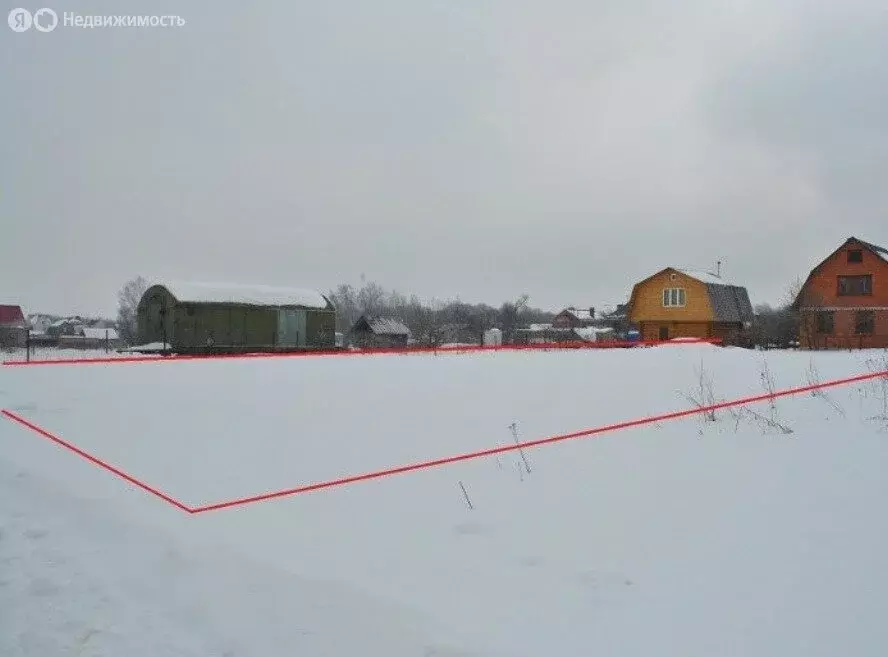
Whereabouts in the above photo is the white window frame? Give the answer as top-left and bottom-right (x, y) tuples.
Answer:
(662, 287), (686, 308)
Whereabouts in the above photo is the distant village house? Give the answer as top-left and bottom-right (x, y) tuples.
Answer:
(792, 236), (888, 349)
(551, 307), (597, 329)
(0, 305), (27, 349)
(348, 315), (411, 348)
(627, 267), (753, 342)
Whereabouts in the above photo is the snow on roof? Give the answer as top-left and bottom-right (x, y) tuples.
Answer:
(676, 269), (737, 286)
(858, 238), (888, 262)
(160, 281), (331, 309)
(119, 342), (170, 353)
(363, 316), (411, 336)
(49, 318), (83, 327)
(572, 326), (614, 341)
(562, 308), (593, 320)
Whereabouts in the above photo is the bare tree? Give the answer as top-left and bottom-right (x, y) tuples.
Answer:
(326, 279), (553, 346)
(499, 294), (530, 343)
(357, 281), (387, 315)
(784, 277), (826, 349)
(116, 276), (149, 345)
(328, 284), (359, 333)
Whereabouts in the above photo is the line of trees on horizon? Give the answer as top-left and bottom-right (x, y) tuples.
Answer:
(325, 281), (557, 344)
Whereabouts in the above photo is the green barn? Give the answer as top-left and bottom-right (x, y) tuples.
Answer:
(136, 281), (337, 354)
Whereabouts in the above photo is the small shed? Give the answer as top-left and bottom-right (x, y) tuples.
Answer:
(58, 327), (123, 350)
(348, 315), (411, 348)
(552, 307), (597, 329)
(483, 328), (503, 346)
(46, 318), (84, 337)
(0, 305), (27, 349)
(137, 281), (337, 353)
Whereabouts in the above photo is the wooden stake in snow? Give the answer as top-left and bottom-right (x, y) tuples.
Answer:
(508, 422), (532, 474)
(458, 481), (474, 510)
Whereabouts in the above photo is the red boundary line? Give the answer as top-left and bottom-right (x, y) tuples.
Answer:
(0, 409), (193, 513)
(2, 337), (720, 366)
(3, 367), (886, 514)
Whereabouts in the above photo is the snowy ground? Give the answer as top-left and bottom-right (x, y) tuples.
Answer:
(2, 345), (888, 656)
(2, 347), (159, 362)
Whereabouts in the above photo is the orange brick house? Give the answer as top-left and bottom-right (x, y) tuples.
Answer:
(792, 236), (888, 349)
(627, 268), (753, 341)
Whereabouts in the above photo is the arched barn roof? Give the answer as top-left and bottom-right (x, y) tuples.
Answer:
(147, 281), (333, 310)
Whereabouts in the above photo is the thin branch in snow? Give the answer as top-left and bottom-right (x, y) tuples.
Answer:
(458, 481), (474, 510)
(508, 422), (531, 474)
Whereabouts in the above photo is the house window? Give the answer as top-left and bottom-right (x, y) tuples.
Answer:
(848, 249), (863, 263)
(837, 275), (872, 296)
(662, 288), (686, 307)
(855, 310), (875, 335)
(816, 311), (834, 334)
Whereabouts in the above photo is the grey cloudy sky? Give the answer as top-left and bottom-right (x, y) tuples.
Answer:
(2, 0), (887, 317)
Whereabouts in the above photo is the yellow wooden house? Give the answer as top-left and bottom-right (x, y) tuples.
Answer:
(627, 268), (754, 341)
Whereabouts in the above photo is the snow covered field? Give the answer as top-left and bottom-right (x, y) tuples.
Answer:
(2, 344), (888, 656)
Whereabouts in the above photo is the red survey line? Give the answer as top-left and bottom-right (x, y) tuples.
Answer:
(1, 337), (720, 366)
(6, 364), (882, 515)
(189, 367), (888, 513)
(0, 409), (193, 513)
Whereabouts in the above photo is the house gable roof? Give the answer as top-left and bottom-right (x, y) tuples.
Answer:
(351, 315), (411, 336)
(556, 307), (596, 322)
(628, 267), (753, 323)
(854, 237), (888, 262)
(0, 305), (26, 328)
(792, 236), (888, 308)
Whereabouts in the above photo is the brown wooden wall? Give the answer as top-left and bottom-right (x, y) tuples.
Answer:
(638, 321), (711, 341)
(629, 269), (714, 324)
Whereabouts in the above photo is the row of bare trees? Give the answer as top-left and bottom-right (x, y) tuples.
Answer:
(327, 281), (553, 344)
(748, 277), (819, 349)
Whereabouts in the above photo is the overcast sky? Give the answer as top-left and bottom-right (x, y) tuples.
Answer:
(2, 0), (887, 317)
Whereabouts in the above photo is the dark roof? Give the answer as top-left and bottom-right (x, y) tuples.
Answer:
(705, 284), (754, 323)
(351, 315), (411, 336)
(854, 237), (888, 261)
(0, 305), (26, 328)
